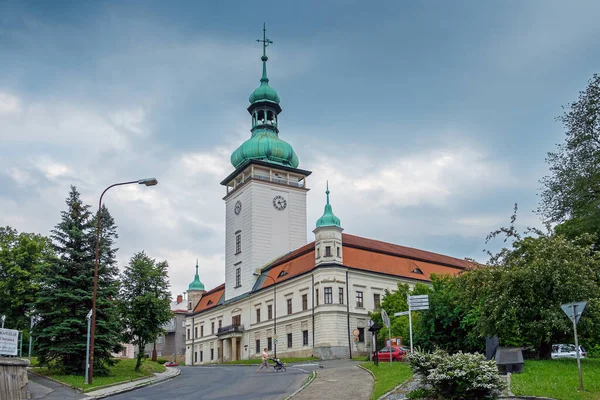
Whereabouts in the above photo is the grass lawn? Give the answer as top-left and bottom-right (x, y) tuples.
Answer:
(35, 358), (166, 392)
(360, 361), (413, 400)
(511, 358), (600, 400)
(221, 356), (319, 365)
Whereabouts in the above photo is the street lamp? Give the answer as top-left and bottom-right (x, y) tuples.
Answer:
(254, 272), (277, 358)
(87, 178), (158, 384)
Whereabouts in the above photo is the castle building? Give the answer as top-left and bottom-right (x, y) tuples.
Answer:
(184, 26), (469, 364)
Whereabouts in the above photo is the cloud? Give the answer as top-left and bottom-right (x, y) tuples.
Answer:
(0, 92), (21, 114)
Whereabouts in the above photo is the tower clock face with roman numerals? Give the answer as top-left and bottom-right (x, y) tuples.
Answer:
(272, 195), (287, 211)
(234, 200), (242, 215)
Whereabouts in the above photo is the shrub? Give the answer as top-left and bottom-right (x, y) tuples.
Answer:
(156, 358), (168, 365)
(408, 350), (506, 400)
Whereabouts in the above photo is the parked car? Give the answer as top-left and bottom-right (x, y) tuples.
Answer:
(164, 362), (179, 367)
(551, 344), (587, 359)
(371, 346), (406, 362)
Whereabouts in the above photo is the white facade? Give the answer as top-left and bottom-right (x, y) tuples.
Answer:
(185, 265), (415, 364)
(223, 164), (309, 301)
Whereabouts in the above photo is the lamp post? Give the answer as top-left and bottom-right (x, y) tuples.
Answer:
(254, 272), (277, 358)
(87, 178), (158, 385)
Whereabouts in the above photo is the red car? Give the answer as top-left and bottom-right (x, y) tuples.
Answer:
(371, 346), (406, 362)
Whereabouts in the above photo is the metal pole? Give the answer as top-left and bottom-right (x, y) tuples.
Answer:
(388, 323), (392, 367)
(572, 305), (584, 391)
(28, 315), (33, 361)
(273, 283), (277, 359)
(19, 331), (23, 357)
(86, 310), (92, 385)
(1, 315), (5, 329)
(408, 295), (413, 353)
(88, 179), (148, 384)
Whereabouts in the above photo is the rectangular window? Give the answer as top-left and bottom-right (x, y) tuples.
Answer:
(210, 349), (214, 360)
(339, 287), (344, 304)
(325, 246), (332, 256)
(194, 352), (198, 363)
(287, 298), (293, 315)
(232, 315), (241, 326)
(256, 339), (261, 354)
(316, 289), (319, 306)
(268, 304), (273, 320)
(194, 327), (198, 338)
(267, 337), (272, 351)
(374, 294), (381, 310)
(324, 287), (333, 304)
(211, 322), (215, 334)
(356, 291), (363, 308)
(200, 351), (203, 362)
(287, 333), (293, 348)
(187, 329), (190, 340)
(218, 320), (222, 329)
(235, 268), (241, 287)
(302, 294), (308, 310)
(201, 326), (204, 337)
(303, 330), (309, 346)
(235, 234), (241, 254)
(358, 328), (365, 343)
(256, 308), (261, 323)
(337, 246), (340, 257)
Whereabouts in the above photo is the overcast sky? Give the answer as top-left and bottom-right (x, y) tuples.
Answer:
(1, 0), (599, 299)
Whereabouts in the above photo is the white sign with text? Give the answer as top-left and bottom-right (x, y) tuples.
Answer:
(0, 328), (19, 356)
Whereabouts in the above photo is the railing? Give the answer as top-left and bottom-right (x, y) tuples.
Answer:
(227, 174), (305, 194)
(216, 324), (245, 335)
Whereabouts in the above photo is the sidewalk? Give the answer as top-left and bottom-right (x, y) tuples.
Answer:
(290, 360), (373, 400)
(84, 366), (180, 399)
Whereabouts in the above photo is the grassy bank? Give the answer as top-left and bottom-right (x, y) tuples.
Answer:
(511, 358), (600, 400)
(360, 361), (413, 400)
(35, 358), (165, 391)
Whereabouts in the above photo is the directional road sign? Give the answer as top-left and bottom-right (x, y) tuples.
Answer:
(381, 309), (390, 328)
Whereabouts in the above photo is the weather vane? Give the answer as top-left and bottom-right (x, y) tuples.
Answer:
(256, 23), (273, 58)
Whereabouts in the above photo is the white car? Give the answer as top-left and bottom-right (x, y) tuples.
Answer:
(551, 344), (587, 359)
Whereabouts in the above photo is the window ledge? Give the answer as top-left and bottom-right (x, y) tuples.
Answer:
(234, 285), (242, 289)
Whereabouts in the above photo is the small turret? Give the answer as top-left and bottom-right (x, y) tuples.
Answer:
(313, 182), (343, 266)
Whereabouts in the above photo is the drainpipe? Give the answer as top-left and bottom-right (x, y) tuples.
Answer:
(346, 269), (352, 359)
(191, 316), (195, 365)
(312, 274), (315, 350)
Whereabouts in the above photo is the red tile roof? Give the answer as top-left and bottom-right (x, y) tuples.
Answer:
(193, 233), (473, 312)
(193, 283), (224, 313)
(259, 233), (472, 289)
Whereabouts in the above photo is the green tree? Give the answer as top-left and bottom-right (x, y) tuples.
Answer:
(120, 251), (172, 371)
(478, 233), (600, 358)
(417, 274), (484, 354)
(0, 226), (54, 351)
(539, 74), (600, 245)
(34, 186), (121, 375)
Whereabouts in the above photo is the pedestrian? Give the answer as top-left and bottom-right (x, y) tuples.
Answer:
(256, 348), (270, 373)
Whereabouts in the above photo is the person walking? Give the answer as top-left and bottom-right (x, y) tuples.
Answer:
(256, 348), (270, 373)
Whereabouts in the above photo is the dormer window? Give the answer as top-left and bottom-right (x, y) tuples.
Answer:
(278, 270), (288, 277)
(207, 300), (213, 305)
(412, 268), (424, 275)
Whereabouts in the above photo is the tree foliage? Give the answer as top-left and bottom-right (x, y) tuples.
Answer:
(0, 227), (54, 342)
(539, 74), (600, 244)
(34, 186), (122, 375)
(120, 251), (172, 371)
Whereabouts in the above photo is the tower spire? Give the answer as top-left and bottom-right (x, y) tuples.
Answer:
(256, 22), (273, 83)
(316, 182), (342, 228)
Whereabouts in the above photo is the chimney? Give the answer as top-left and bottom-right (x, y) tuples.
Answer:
(177, 294), (183, 304)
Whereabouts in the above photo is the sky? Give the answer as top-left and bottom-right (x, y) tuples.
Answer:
(1, 0), (599, 299)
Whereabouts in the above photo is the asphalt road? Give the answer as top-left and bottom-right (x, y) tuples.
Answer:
(29, 372), (84, 400)
(110, 364), (314, 400)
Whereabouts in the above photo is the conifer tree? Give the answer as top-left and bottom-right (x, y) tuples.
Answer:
(34, 186), (121, 375)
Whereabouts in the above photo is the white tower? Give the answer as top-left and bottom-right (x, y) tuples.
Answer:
(313, 183), (343, 266)
(221, 25), (311, 301)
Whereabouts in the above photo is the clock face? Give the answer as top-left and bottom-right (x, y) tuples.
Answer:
(234, 200), (242, 215)
(272, 195), (287, 211)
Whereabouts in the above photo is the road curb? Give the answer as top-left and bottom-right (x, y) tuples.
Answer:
(85, 367), (181, 399)
(283, 370), (317, 400)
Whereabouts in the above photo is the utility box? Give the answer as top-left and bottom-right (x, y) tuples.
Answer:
(495, 347), (524, 374)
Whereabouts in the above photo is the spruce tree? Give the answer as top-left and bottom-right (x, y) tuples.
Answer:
(34, 187), (122, 375)
(35, 186), (94, 374)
